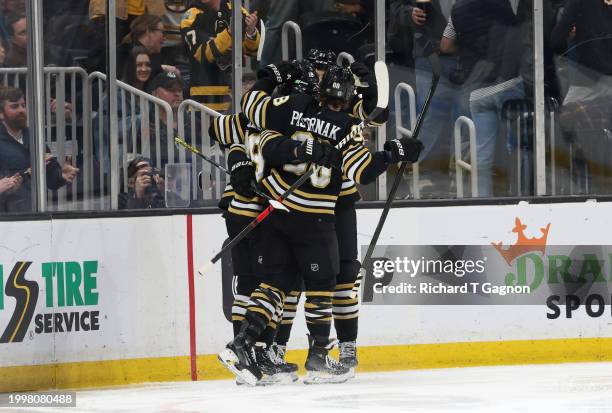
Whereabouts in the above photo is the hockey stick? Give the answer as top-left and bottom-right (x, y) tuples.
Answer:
(174, 137), (288, 211)
(351, 53), (441, 299)
(199, 61), (390, 275)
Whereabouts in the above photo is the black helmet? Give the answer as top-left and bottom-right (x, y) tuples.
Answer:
(306, 49), (337, 71)
(278, 60), (320, 97)
(319, 65), (355, 103)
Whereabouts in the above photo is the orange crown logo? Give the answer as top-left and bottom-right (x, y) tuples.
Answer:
(492, 218), (551, 265)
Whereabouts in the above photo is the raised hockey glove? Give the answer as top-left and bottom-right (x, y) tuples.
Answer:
(384, 137), (425, 163)
(350, 62), (376, 88)
(230, 160), (257, 198)
(258, 61), (301, 86)
(295, 137), (342, 169)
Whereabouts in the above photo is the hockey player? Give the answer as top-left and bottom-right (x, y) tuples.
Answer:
(274, 58), (391, 377)
(207, 61), (320, 385)
(219, 63), (423, 385)
(306, 48), (337, 82)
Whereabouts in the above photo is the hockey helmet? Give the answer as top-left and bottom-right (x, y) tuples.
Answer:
(306, 48), (337, 71)
(319, 64), (355, 103)
(278, 60), (320, 97)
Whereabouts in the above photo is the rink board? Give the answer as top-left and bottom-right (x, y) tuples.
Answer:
(1, 201), (612, 391)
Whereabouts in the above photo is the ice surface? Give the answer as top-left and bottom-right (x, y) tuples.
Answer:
(6, 362), (612, 413)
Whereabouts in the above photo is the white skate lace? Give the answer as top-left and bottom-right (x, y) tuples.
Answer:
(275, 344), (287, 360)
(267, 345), (282, 365)
(321, 339), (345, 370)
(325, 355), (345, 370)
(339, 342), (356, 358)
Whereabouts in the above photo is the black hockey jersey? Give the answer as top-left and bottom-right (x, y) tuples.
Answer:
(242, 91), (389, 220)
(209, 112), (266, 218)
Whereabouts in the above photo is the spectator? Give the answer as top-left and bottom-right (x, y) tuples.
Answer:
(160, 0), (191, 80)
(4, 12), (26, 67)
(2, 0), (24, 14)
(124, 71), (190, 169)
(181, 0), (260, 111)
(92, 47), (154, 178)
(387, 0), (415, 74)
(0, 172), (22, 205)
(551, 0), (612, 106)
(259, 0), (334, 67)
(89, 0), (165, 44)
(443, 0), (525, 197)
(121, 46), (153, 90)
(0, 35), (7, 66)
(118, 14), (179, 81)
(395, 0), (467, 197)
(118, 155), (165, 209)
(0, 87), (79, 213)
(550, 0), (612, 194)
(0, 0), (24, 47)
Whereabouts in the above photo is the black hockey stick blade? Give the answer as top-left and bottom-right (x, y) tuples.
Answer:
(351, 54), (440, 299)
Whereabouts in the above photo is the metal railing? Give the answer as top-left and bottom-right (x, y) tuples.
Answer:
(393, 82), (418, 198)
(177, 99), (226, 203)
(281, 20), (302, 61)
(0, 66), (89, 210)
(87, 72), (174, 209)
(502, 97), (572, 197)
(502, 99), (534, 197)
(454, 116), (478, 198)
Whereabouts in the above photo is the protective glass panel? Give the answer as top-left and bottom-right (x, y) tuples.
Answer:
(546, 0), (612, 196)
(164, 162), (191, 207)
(386, 0), (536, 199)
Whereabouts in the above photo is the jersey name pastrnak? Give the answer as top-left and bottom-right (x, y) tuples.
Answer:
(289, 111), (342, 140)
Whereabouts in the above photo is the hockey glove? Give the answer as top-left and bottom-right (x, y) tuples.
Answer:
(230, 160), (257, 198)
(295, 137), (342, 169)
(258, 61), (301, 86)
(350, 61), (372, 87)
(384, 137), (425, 163)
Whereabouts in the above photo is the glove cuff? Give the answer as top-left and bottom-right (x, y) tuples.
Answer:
(383, 150), (394, 164)
(257, 64), (283, 84)
(230, 160), (254, 173)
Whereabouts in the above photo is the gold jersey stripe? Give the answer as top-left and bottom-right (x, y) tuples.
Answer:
(271, 170), (338, 201)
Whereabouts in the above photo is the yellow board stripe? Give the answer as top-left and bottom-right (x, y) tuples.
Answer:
(4, 338), (612, 391)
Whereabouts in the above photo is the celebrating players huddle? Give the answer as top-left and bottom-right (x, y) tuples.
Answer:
(207, 49), (424, 386)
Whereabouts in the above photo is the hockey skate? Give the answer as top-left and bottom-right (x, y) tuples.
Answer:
(303, 335), (352, 384)
(270, 343), (299, 383)
(254, 343), (284, 385)
(218, 331), (262, 386)
(233, 343), (281, 386)
(339, 341), (358, 378)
